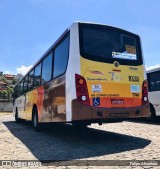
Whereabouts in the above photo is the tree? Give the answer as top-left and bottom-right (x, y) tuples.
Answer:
(1, 76), (7, 83)
(2, 90), (7, 99)
(0, 73), (14, 100)
(12, 78), (18, 84)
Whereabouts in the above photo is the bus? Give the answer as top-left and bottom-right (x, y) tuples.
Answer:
(13, 22), (150, 130)
(147, 67), (160, 118)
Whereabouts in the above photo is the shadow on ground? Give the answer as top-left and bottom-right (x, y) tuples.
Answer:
(3, 121), (151, 161)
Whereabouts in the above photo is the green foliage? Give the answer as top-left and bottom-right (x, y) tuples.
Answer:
(13, 78), (18, 84)
(0, 76), (7, 83)
(0, 74), (14, 100)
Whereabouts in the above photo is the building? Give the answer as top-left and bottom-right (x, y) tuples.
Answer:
(4, 74), (14, 85)
(0, 81), (7, 90)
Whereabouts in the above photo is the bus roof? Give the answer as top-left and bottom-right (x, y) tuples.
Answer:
(75, 21), (139, 36)
(146, 67), (160, 73)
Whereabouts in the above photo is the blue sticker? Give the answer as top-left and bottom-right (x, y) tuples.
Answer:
(92, 98), (100, 106)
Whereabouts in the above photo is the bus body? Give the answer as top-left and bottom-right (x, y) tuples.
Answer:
(13, 22), (150, 128)
(147, 67), (160, 117)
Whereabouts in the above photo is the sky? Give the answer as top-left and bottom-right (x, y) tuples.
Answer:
(0, 0), (160, 75)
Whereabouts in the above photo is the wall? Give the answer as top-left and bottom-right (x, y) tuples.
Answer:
(0, 101), (13, 112)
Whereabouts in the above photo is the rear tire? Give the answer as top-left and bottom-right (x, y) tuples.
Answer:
(15, 109), (21, 123)
(32, 109), (41, 131)
(150, 103), (156, 120)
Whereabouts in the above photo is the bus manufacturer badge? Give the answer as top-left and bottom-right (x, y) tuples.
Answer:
(92, 98), (100, 106)
(92, 85), (102, 92)
(130, 85), (140, 93)
(114, 61), (119, 67)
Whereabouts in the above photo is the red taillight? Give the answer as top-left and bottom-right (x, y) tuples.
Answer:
(77, 86), (86, 93)
(142, 80), (148, 105)
(75, 74), (90, 106)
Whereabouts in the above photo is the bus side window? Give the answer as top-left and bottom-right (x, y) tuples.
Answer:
(19, 80), (24, 96)
(157, 81), (160, 90)
(156, 71), (160, 91)
(148, 71), (160, 92)
(28, 70), (34, 90)
(53, 34), (69, 78)
(41, 53), (52, 84)
(24, 75), (28, 93)
(13, 85), (18, 99)
(34, 63), (42, 87)
(17, 84), (20, 97)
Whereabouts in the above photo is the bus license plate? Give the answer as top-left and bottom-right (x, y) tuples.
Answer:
(111, 99), (124, 105)
(109, 113), (129, 118)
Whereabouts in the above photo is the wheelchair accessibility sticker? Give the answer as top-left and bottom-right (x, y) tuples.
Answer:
(92, 98), (100, 106)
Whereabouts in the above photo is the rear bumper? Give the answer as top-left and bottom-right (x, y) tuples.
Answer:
(72, 99), (150, 121)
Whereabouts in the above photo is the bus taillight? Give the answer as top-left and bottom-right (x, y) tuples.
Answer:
(75, 74), (90, 106)
(142, 80), (148, 105)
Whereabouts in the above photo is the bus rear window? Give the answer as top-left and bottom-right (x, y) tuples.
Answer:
(79, 23), (143, 66)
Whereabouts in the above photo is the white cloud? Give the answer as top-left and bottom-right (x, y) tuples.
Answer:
(16, 65), (33, 75)
(145, 64), (160, 71)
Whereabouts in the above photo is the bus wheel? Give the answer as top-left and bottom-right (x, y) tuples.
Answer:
(15, 109), (21, 123)
(32, 110), (40, 131)
(150, 103), (156, 120)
